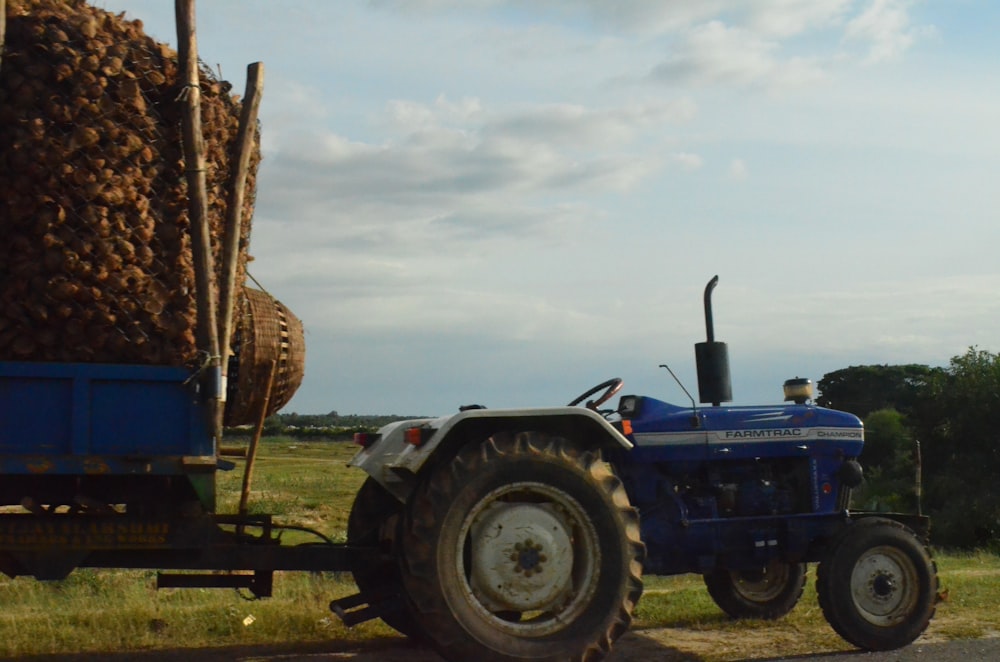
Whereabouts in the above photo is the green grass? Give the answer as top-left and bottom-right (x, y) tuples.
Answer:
(0, 569), (398, 657)
(216, 437), (366, 541)
(0, 437), (997, 659)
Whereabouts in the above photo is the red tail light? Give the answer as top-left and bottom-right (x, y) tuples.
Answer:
(405, 427), (433, 447)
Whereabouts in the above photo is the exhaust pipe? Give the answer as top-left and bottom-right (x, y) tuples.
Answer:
(695, 276), (732, 406)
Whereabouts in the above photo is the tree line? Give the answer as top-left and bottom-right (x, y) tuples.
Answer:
(817, 348), (1000, 549)
(250, 411), (425, 440)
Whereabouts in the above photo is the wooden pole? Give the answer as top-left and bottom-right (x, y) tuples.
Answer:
(175, 0), (222, 438)
(1, 0), (7, 74)
(239, 360), (276, 517)
(218, 62), (264, 417)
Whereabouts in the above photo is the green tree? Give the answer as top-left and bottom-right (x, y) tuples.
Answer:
(817, 364), (939, 418)
(912, 348), (1000, 548)
(852, 408), (917, 512)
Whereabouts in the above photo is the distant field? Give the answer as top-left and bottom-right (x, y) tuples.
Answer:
(0, 437), (996, 660)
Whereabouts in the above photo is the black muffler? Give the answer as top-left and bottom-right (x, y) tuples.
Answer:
(695, 275), (732, 406)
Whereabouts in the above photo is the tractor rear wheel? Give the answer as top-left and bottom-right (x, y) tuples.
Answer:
(704, 560), (806, 620)
(816, 517), (937, 650)
(399, 431), (644, 662)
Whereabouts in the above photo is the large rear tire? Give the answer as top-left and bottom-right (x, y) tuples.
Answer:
(399, 431), (644, 662)
(704, 560), (806, 620)
(816, 517), (937, 651)
(347, 477), (421, 637)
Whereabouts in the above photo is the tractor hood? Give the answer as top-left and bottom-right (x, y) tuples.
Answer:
(619, 395), (864, 462)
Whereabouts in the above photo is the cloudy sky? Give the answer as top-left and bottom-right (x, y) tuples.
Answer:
(104, 1), (999, 416)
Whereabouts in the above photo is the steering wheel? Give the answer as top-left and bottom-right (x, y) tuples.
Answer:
(568, 378), (624, 411)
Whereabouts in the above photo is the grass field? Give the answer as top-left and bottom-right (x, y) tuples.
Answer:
(0, 437), (997, 660)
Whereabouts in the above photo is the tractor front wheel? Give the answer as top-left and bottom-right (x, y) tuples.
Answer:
(817, 517), (937, 650)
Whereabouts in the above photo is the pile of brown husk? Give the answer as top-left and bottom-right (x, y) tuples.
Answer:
(0, 0), (259, 366)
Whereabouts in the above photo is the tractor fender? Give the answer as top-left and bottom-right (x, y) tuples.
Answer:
(350, 407), (632, 502)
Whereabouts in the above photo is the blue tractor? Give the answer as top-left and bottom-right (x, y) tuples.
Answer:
(344, 277), (938, 662)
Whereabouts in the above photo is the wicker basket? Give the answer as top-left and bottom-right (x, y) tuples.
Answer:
(224, 288), (305, 426)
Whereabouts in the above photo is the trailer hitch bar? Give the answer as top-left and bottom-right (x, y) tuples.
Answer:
(157, 570), (274, 598)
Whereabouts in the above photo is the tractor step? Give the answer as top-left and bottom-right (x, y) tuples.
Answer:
(330, 588), (405, 627)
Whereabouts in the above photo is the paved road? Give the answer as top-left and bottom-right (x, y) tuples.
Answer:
(766, 638), (1000, 662)
(7, 635), (1000, 662)
(618, 633), (1000, 662)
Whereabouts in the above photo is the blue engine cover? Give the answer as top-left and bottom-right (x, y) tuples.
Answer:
(623, 397), (863, 463)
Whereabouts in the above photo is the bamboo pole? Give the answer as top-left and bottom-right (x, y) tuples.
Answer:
(218, 62), (265, 418)
(1, 0), (7, 74)
(175, 0), (222, 438)
(239, 360), (276, 517)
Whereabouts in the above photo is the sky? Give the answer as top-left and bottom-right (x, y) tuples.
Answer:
(100, 1), (1000, 416)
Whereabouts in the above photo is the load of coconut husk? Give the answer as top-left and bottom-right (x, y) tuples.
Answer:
(0, 0), (259, 366)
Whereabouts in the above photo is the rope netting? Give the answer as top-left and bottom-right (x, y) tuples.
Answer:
(0, 0), (259, 366)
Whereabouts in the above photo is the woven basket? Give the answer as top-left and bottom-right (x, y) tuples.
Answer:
(224, 288), (305, 426)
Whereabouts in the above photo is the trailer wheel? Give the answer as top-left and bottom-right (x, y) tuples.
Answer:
(400, 431), (644, 662)
(704, 560), (806, 620)
(817, 517), (937, 651)
(347, 477), (420, 637)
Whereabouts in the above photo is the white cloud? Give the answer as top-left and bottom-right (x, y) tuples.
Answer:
(728, 158), (749, 180)
(542, 1), (733, 36)
(845, 0), (924, 63)
(671, 152), (704, 171)
(387, 95), (485, 130)
(259, 94), (684, 245)
(730, 275), (1000, 364)
(369, 0), (731, 35)
(650, 20), (828, 89)
(368, 0), (928, 91)
(488, 99), (697, 147)
(745, 0), (853, 37)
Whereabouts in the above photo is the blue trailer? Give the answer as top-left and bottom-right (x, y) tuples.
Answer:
(0, 360), (352, 592)
(0, 361), (214, 504)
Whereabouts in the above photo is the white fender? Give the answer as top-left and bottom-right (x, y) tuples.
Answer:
(350, 407), (632, 501)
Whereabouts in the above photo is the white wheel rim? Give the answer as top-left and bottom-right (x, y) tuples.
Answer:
(456, 481), (601, 637)
(731, 561), (791, 602)
(850, 545), (919, 626)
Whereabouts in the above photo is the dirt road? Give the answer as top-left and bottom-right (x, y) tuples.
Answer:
(8, 633), (1000, 662)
